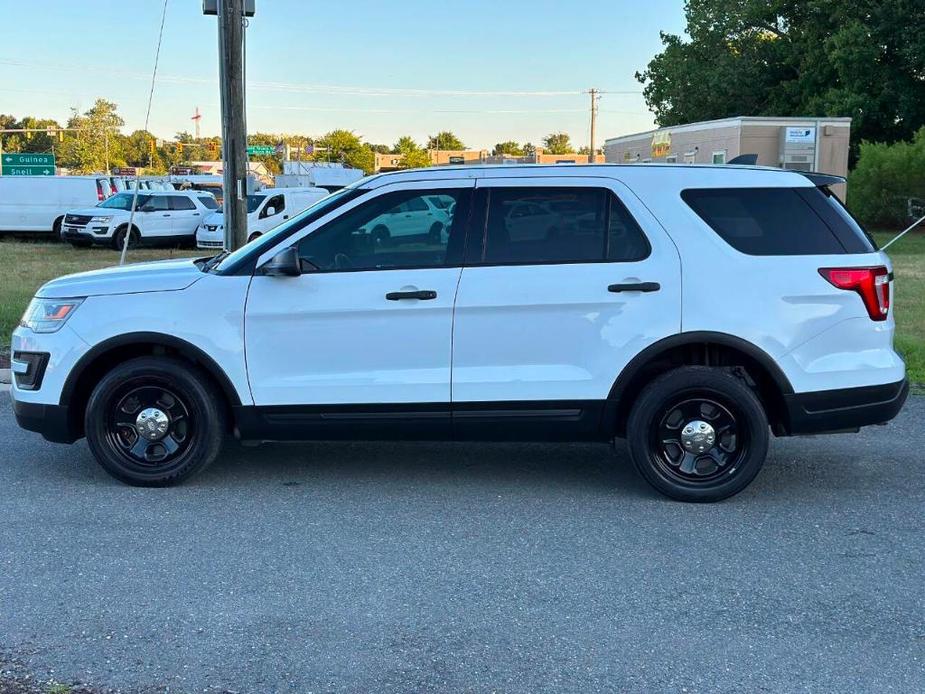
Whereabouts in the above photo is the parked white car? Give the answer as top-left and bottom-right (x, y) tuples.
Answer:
(60, 190), (219, 248)
(11, 164), (908, 501)
(196, 186), (329, 249)
(0, 175), (114, 235)
(362, 193), (452, 246)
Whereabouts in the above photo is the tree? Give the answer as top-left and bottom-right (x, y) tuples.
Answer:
(522, 142), (536, 156)
(123, 129), (164, 172)
(427, 131), (465, 151)
(542, 132), (574, 155)
(393, 135), (420, 155)
(392, 136), (432, 169)
(313, 129), (375, 174)
(493, 141), (524, 156)
(847, 128), (925, 228)
(59, 99), (125, 173)
(636, 0), (925, 161)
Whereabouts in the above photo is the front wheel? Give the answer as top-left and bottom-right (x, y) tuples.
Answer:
(111, 225), (140, 251)
(626, 366), (769, 502)
(84, 356), (227, 486)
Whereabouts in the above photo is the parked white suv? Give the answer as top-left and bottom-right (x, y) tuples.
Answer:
(61, 191), (219, 248)
(11, 165), (908, 501)
(196, 186), (329, 250)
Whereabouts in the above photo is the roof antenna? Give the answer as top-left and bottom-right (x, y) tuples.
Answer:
(881, 214), (925, 251)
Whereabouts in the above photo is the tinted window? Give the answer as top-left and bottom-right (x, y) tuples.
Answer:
(98, 193), (151, 210)
(260, 195), (285, 218)
(481, 188), (648, 264)
(198, 196), (219, 210)
(297, 189), (468, 271)
(140, 196), (169, 212)
(682, 187), (857, 255)
(169, 195), (196, 211)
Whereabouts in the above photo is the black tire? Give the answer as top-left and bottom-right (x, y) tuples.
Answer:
(84, 356), (227, 486)
(111, 225), (140, 250)
(626, 366), (769, 502)
(52, 216), (64, 240)
(371, 225), (390, 247)
(247, 231), (262, 243)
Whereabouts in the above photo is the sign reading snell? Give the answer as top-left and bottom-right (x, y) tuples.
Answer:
(2, 153), (56, 176)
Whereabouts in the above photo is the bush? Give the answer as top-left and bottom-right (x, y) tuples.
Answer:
(848, 128), (925, 229)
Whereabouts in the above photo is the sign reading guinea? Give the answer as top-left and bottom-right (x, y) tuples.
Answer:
(1, 153), (56, 176)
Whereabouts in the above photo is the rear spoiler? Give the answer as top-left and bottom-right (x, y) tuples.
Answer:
(800, 172), (846, 188)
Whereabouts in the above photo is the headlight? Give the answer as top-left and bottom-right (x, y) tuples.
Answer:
(90, 215), (113, 223)
(20, 298), (84, 333)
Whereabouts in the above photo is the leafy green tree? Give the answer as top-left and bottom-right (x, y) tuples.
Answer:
(636, 0), (925, 160)
(59, 99), (125, 173)
(313, 129), (375, 174)
(848, 128), (925, 228)
(493, 141), (524, 156)
(542, 132), (575, 155)
(123, 129), (164, 172)
(400, 149), (432, 169)
(522, 142), (536, 156)
(427, 131), (465, 151)
(393, 136), (420, 155)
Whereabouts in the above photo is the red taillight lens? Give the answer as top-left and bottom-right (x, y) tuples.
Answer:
(97, 181), (105, 201)
(819, 266), (891, 321)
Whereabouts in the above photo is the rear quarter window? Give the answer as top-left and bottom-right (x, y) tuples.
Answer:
(681, 187), (874, 255)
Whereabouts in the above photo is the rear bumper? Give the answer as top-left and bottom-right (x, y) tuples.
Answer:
(12, 398), (78, 444)
(783, 378), (909, 435)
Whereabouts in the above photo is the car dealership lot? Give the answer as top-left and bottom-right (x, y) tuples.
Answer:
(1, 391), (923, 693)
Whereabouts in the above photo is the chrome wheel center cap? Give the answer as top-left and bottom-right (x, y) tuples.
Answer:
(681, 420), (716, 453)
(136, 407), (170, 441)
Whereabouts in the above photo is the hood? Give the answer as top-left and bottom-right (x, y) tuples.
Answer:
(37, 258), (205, 299)
(200, 210), (258, 227)
(201, 211), (224, 227)
(67, 206), (115, 217)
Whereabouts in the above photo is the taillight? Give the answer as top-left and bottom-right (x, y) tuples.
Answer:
(97, 180), (105, 201)
(819, 266), (891, 321)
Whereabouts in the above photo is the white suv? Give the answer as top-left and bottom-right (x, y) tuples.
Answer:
(61, 191), (219, 248)
(11, 165), (908, 501)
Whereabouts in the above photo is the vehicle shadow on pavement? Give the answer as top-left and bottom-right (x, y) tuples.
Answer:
(199, 438), (656, 498)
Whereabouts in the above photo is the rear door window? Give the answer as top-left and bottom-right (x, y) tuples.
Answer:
(681, 187), (870, 255)
(169, 195), (197, 211)
(478, 187), (649, 264)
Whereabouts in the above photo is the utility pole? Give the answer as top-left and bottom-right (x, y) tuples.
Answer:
(588, 88), (599, 164)
(215, 0), (248, 250)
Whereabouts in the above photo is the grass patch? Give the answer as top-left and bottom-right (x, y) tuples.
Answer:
(0, 238), (201, 356)
(1, 233), (923, 385)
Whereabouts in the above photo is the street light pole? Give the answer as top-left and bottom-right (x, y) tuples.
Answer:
(215, 0), (249, 250)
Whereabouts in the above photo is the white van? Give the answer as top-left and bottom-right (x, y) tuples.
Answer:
(0, 176), (113, 235)
(196, 186), (329, 249)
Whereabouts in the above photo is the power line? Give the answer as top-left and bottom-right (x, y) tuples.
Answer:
(0, 58), (643, 98)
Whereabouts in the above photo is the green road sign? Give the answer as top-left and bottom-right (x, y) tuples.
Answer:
(247, 145), (275, 156)
(2, 152), (56, 176)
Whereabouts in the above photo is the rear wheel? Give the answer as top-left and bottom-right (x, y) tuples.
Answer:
(84, 356), (226, 486)
(247, 231), (262, 243)
(626, 366), (769, 502)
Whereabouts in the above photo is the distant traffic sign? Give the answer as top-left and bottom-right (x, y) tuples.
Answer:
(2, 152), (56, 176)
(247, 145), (275, 156)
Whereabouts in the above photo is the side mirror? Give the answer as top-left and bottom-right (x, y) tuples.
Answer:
(262, 246), (302, 277)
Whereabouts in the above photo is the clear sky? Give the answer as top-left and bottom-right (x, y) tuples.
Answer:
(0, 0), (686, 150)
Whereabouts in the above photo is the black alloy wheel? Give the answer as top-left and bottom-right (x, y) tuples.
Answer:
(626, 366), (769, 502)
(85, 356), (226, 486)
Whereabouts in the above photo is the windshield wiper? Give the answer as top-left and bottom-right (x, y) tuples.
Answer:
(202, 250), (230, 273)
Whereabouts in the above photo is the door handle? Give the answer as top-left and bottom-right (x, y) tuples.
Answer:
(386, 290), (437, 301)
(608, 282), (661, 293)
(283, 215), (289, 219)
(162, 213), (171, 217)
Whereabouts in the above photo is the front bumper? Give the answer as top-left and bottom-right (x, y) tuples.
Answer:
(61, 224), (111, 244)
(12, 399), (78, 444)
(783, 378), (909, 435)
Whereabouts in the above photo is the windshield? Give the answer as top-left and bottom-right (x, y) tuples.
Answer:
(247, 195), (267, 214)
(97, 192), (152, 210)
(215, 187), (358, 273)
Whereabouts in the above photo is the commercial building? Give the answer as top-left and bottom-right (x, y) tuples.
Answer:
(603, 116), (851, 178)
(374, 148), (605, 172)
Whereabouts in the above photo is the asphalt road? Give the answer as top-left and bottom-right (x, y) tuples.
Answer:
(1, 392), (923, 693)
